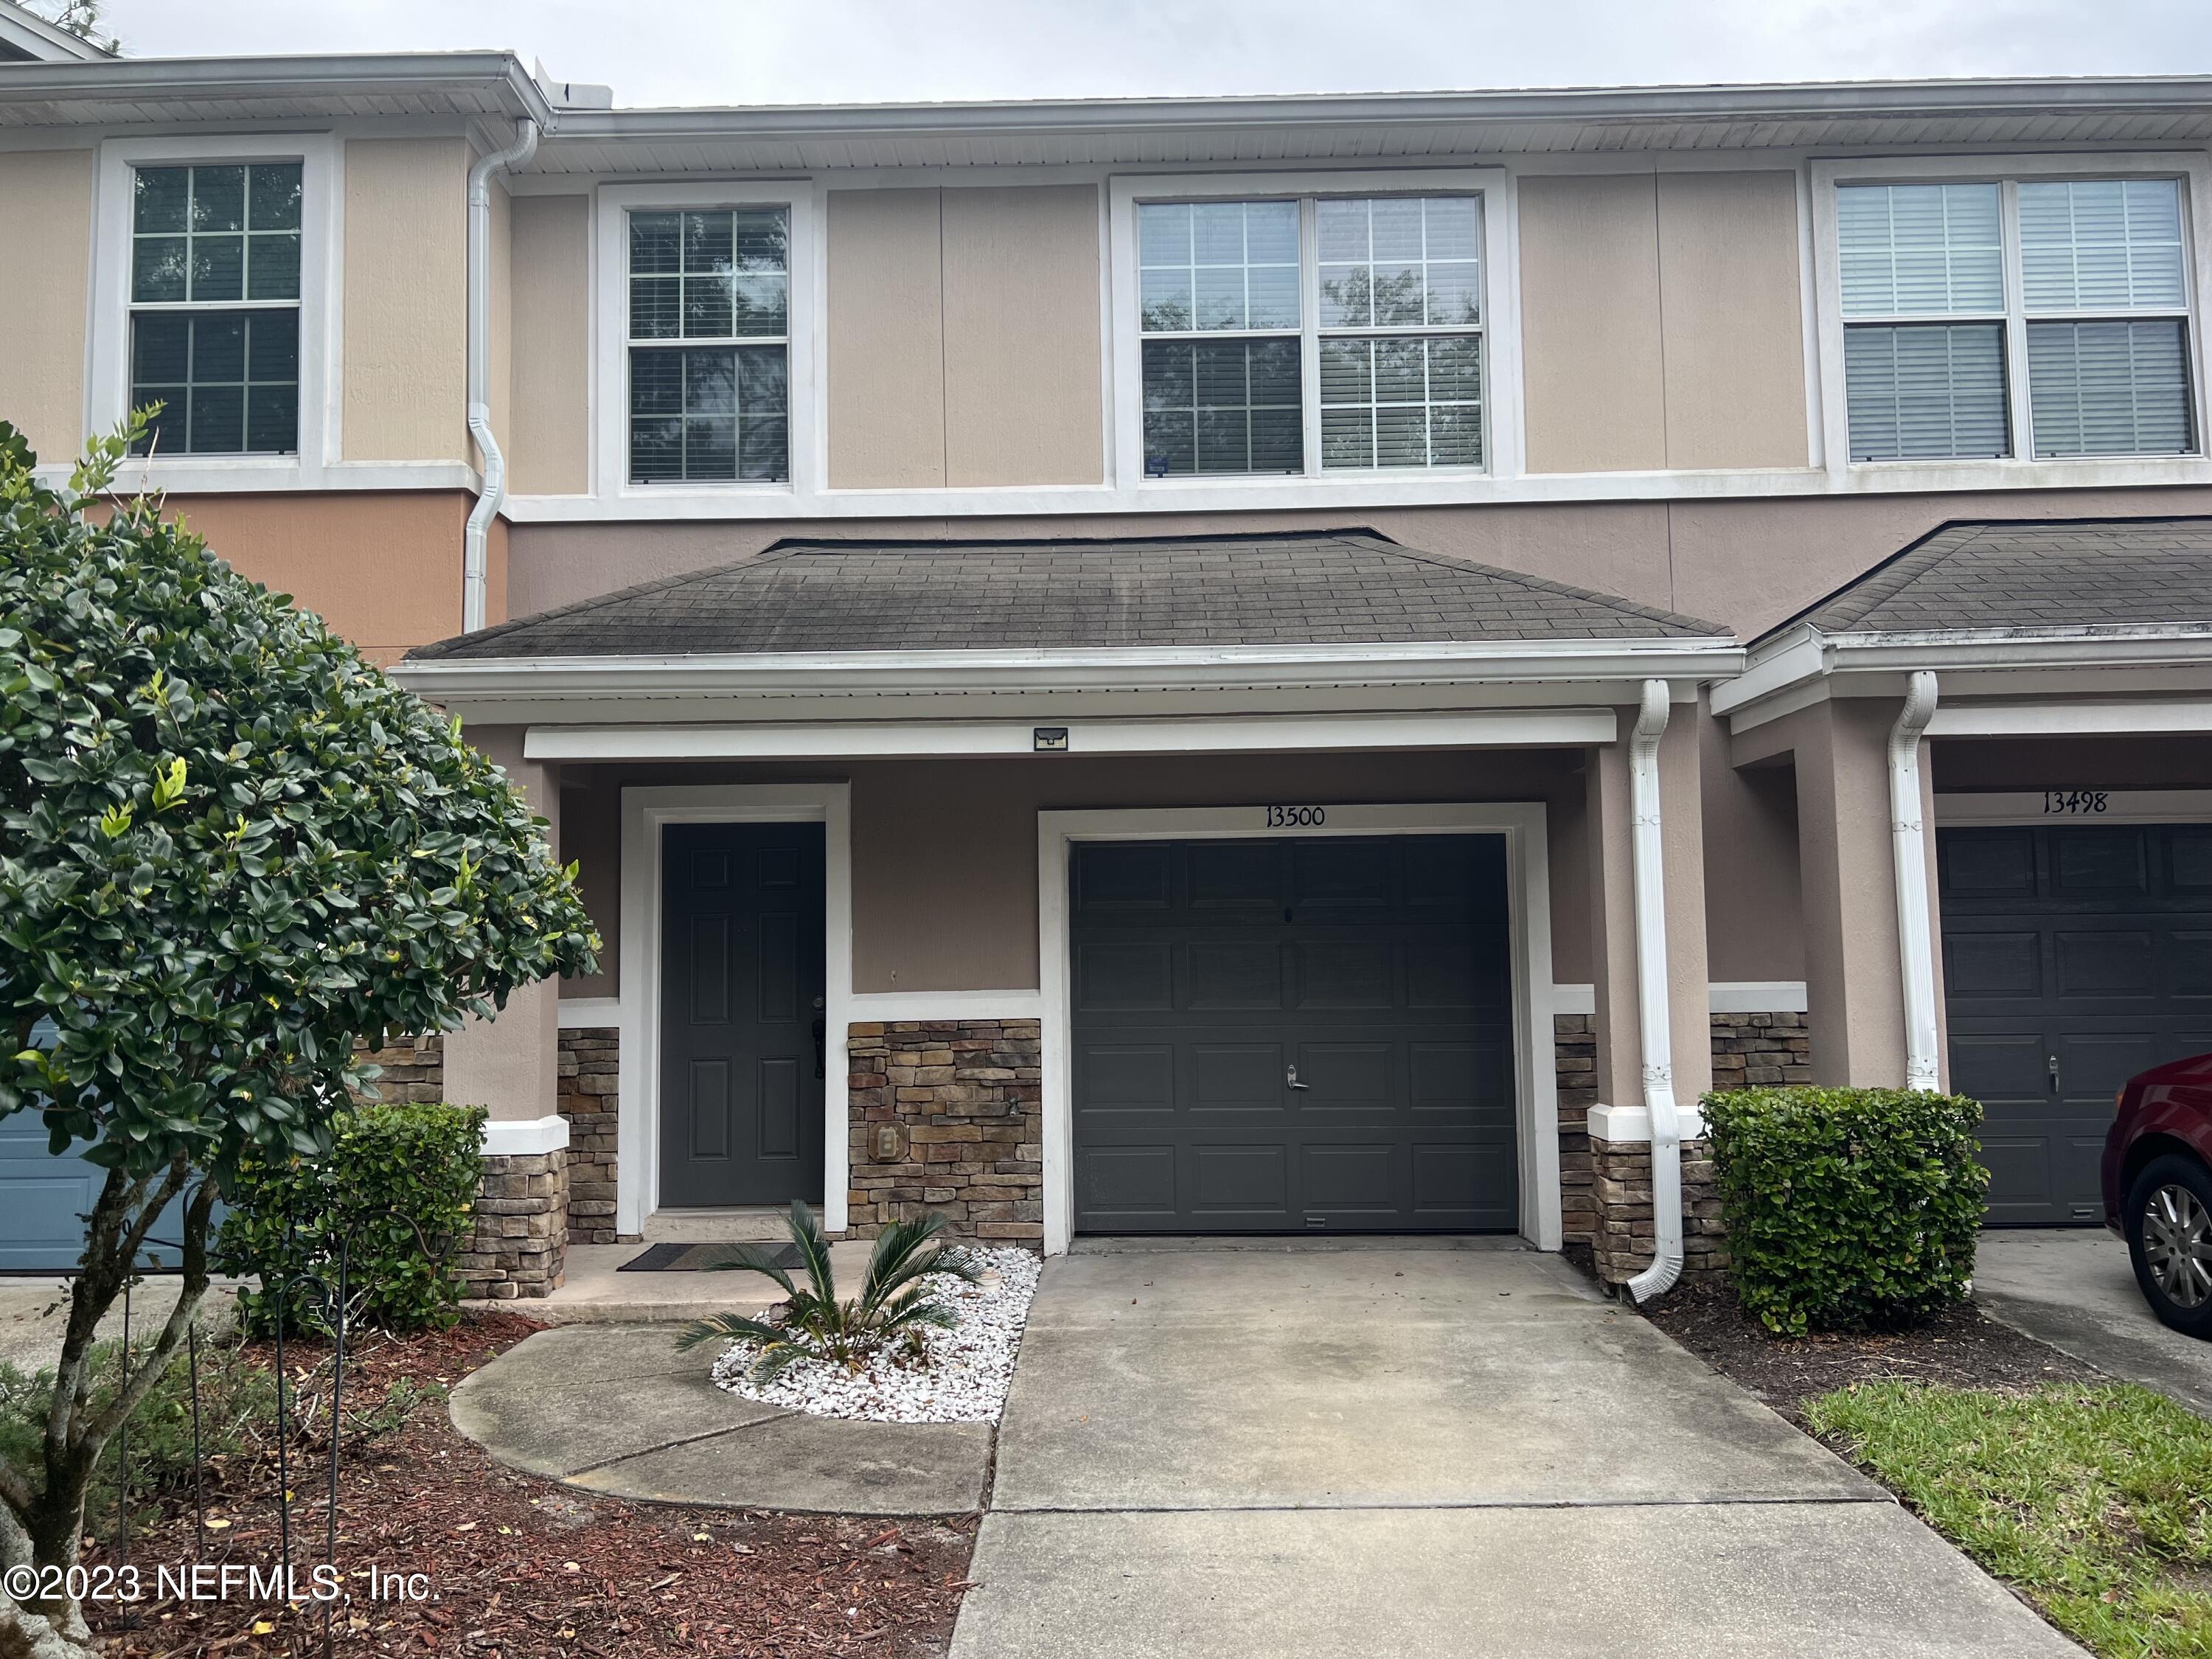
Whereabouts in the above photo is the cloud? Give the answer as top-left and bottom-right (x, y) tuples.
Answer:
(102, 0), (2212, 105)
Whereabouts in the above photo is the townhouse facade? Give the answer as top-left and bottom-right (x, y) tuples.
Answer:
(4, 17), (2211, 1297)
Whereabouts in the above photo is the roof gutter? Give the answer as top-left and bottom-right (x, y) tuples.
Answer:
(1625, 678), (1683, 1305)
(389, 637), (1746, 704)
(462, 116), (538, 634)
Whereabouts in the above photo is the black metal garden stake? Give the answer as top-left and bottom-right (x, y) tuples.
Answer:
(187, 1318), (206, 1562)
(114, 1276), (128, 1568)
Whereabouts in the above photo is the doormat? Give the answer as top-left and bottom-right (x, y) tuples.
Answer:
(617, 1242), (805, 1273)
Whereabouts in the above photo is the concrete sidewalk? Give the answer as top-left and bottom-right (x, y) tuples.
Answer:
(952, 1245), (2081, 1659)
(448, 1321), (989, 1514)
(1976, 1228), (2212, 1417)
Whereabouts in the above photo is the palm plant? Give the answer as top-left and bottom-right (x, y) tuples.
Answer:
(675, 1201), (984, 1382)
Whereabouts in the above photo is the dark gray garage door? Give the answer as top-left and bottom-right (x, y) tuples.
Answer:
(1939, 821), (2212, 1225)
(1071, 834), (1517, 1235)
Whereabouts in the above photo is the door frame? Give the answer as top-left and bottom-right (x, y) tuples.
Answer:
(617, 784), (853, 1237)
(1037, 802), (1560, 1257)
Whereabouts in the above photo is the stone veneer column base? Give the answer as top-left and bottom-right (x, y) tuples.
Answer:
(557, 1027), (621, 1245)
(847, 1019), (1043, 1247)
(1589, 1133), (1725, 1288)
(461, 1149), (568, 1299)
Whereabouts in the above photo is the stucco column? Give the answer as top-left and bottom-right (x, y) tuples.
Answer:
(1791, 698), (1912, 1086)
(442, 723), (563, 1122)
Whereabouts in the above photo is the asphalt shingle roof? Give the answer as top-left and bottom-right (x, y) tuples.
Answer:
(406, 530), (1725, 661)
(1787, 518), (2212, 638)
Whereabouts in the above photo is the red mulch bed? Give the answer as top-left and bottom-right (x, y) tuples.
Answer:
(1642, 1278), (2110, 1425)
(81, 1313), (975, 1658)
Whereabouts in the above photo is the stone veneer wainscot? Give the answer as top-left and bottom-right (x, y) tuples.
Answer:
(846, 1019), (1043, 1245)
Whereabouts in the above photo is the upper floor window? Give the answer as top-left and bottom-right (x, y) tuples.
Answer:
(1837, 175), (2195, 462)
(128, 161), (302, 456)
(626, 206), (790, 484)
(1135, 190), (1486, 477)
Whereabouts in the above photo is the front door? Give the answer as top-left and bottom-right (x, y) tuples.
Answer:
(658, 821), (827, 1208)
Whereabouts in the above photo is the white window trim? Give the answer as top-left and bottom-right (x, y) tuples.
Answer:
(591, 180), (820, 507)
(1105, 167), (1523, 495)
(614, 783), (854, 1239)
(1034, 801), (1559, 1257)
(88, 133), (341, 489)
(1811, 150), (2212, 487)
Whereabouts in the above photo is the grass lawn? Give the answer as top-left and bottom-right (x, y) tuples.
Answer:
(1809, 1380), (2212, 1659)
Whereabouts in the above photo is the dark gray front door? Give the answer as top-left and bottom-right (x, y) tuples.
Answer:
(658, 822), (827, 1208)
(1940, 821), (2212, 1225)
(1071, 834), (1517, 1235)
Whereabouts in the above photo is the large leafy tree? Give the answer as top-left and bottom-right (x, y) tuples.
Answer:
(0, 420), (597, 1657)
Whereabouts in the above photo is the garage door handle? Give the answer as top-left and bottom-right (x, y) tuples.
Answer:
(2048, 1054), (2060, 1091)
(1287, 1065), (1311, 1091)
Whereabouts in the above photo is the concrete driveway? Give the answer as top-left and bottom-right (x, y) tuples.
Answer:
(1977, 1228), (2212, 1417)
(953, 1242), (2081, 1659)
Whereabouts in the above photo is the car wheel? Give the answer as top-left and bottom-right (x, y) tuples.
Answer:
(2126, 1154), (2212, 1340)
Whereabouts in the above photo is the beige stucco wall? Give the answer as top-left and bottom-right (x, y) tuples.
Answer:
(827, 184), (1104, 489)
(157, 492), (469, 663)
(1518, 170), (1808, 473)
(1655, 171), (1809, 470)
(940, 184), (1104, 487)
(554, 748), (1593, 1004)
(341, 136), (469, 463)
(1519, 174), (1668, 474)
(507, 193), (591, 495)
(0, 147), (93, 462)
(827, 188), (947, 488)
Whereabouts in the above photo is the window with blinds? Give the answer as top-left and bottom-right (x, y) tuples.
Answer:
(128, 161), (302, 456)
(1837, 176), (2195, 462)
(627, 206), (790, 484)
(1137, 191), (1485, 477)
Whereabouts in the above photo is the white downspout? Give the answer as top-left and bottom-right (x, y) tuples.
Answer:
(1890, 669), (1942, 1091)
(463, 116), (539, 634)
(1626, 678), (1683, 1304)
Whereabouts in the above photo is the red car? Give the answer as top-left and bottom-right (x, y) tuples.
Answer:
(2104, 1052), (2212, 1338)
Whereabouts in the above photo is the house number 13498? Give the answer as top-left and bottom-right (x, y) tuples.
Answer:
(1267, 805), (1326, 827)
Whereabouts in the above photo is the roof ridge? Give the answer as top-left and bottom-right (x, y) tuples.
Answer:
(1342, 532), (1730, 635)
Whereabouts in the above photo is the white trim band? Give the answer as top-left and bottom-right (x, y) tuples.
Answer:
(1587, 1103), (1708, 1144)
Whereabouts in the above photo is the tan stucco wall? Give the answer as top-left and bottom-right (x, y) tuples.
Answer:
(507, 193), (591, 495)
(827, 184), (1104, 489)
(554, 749), (1593, 1004)
(1655, 171), (1808, 470)
(1518, 170), (1808, 473)
(0, 147), (93, 462)
(940, 184), (1104, 487)
(827, 188), (947, 488)
(158, 492), (467, 663)
(341, 136), (468, 463)
(1519, 174), (1668, 474)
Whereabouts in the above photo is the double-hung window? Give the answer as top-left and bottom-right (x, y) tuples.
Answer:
(1837, 174), (2196, 462)
(128, 161), (302, 456)
(626, 206), (790, 484)
(1135, 188), (1487, 477)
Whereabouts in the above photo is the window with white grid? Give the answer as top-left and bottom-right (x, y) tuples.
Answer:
(1135, 191), (1486, 477)
(128, 161), (302, 456)
(1837, 175), (2196, 462)
(627, 206), (790, 484)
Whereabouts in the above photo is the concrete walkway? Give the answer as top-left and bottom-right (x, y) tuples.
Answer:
(448, 1322), (990, 1514)
(1977, 1229), (2212, 1417)
(952, 1243), (2081, 1659)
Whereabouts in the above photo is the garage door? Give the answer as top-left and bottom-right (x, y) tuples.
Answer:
(1070, 834), (1517, 1235)
(1939, 821), (2212, 1225)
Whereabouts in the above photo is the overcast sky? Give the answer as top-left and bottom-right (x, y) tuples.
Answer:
(92, 0), (2212, 106)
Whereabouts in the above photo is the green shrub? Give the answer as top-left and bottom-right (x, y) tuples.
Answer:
(220, 1100), (488, 1335)
(0, 1335), (279, 1527)
(1700, 1087), (1988, 1335)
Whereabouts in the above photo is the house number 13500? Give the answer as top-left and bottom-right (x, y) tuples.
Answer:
(1266, 805), (1327, 827)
